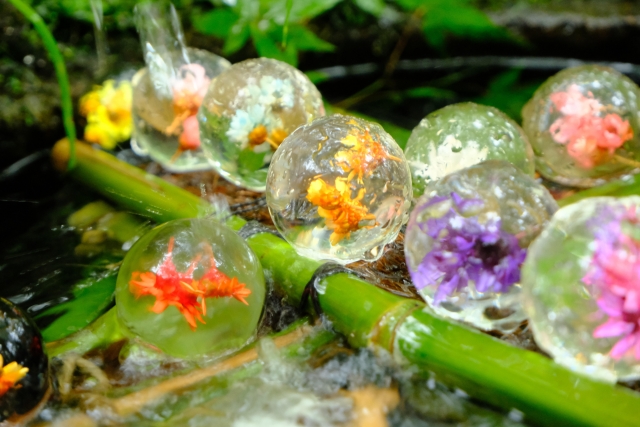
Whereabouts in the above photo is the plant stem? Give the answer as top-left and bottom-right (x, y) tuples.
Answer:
(51, 140), (640, 426)
(281, 0), (293, 49)
(558, 156), (640, 207)
(7, 0), (76, 170)
(614, 154), (640, 169)
(559, 171), (640, 207)
(46, 307), (125, 358)
(334, 7), (424, 110)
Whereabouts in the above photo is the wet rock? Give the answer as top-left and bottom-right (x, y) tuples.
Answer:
(0, 297), (49, 421)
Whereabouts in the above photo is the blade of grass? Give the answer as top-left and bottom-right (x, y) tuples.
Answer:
(281, 0), (293, 49)
(7, 0), (77, 170)
(559, 174), (640, 207)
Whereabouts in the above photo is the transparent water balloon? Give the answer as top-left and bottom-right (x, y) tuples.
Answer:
(267, 114), (412, 264)
(405, 160), (557, 332)
(522, 197), (640, 382)
(404, 102), (535, 198)
(131, 3), (231, 171)
(131, 48), (231, 172)
(199, 58), (325, 191)
(116, 218), (266, 358)
(522, 65), (640, 187)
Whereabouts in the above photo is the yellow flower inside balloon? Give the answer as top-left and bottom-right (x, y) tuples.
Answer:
(0, 355), (28, 397)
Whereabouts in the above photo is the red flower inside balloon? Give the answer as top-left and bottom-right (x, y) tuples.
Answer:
(129, 237), (251, 330)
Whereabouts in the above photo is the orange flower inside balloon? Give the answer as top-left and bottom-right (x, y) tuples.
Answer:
(129, 236), (251, 330)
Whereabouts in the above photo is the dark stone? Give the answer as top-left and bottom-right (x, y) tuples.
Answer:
(0, 298), (48, 421)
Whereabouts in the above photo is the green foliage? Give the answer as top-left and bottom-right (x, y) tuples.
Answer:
(37, 265), (118, 342)
(353, 0), (386, 16)
(193, 0), (515, 66)
(474, 68), (541, 122)
(238, 148), (267, 173)
(25, 0), (193, 30)
(395, 0), (514, 51)
(404, 86), (456, 99)
(194, 0), (339, 66)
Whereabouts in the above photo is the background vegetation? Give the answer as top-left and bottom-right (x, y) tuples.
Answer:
(2, 0), (640, 169)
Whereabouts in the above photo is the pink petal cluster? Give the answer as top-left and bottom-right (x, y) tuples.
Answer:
(549, 84), (633, 168)
(583, 206), (640, 360)
(171, 64), (210, 152)
(172, 63), (210, 106)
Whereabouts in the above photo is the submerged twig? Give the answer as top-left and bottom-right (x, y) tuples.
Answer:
(111, 323), (313, 416)
(58, 354), (111, 397)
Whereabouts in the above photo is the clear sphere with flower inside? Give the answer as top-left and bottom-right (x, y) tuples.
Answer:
(405, 160), (558, 332)
(116, 218), (266, 358)
(131, 48), (231, 172)
(266, 114), (412, 264)
(522, 65), (640, 188)
(198, 58), (325, 191)
(522, 196), (640, 382)
(404, 102), (535, 198)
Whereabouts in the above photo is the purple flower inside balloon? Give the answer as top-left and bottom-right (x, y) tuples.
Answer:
(583, 205), (640, 360)
(411, 192), (527, 305)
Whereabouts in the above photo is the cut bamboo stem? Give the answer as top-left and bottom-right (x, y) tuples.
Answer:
(52, 139), (640, 427)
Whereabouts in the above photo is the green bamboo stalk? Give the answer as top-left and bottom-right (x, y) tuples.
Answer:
(47, 307), (125, 358)
(52, 140), (640, 426)
(8, 0), (77, 170)
(52, 140), (218, 224)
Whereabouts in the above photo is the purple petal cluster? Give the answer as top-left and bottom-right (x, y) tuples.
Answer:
(583, 205), (640, 360)
(412, 192), (527, 305)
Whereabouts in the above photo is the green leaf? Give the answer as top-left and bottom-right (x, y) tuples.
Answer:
(38, 271), (118, 342)
(324, 103), (413, 150)
(288, 25), (334, 52)
(238, 148), (268, 173)
(354, 0), (386, 16)
(291, 0), (342, 20)
(421, 2), (510, 49)
(395, 0), (430, 11)
(264, 0), (341, 24)
(404, 86), (456, 99)
(193, 8), (239, 38)
(305, 70), (330, 84)
(474, 68), (542, 122)
(250, 24), (298, 66)
(223, 21), (251, 54)
(237, 0), (262, 20)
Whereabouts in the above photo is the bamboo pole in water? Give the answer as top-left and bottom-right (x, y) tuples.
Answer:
(52, 139), (640, 427)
